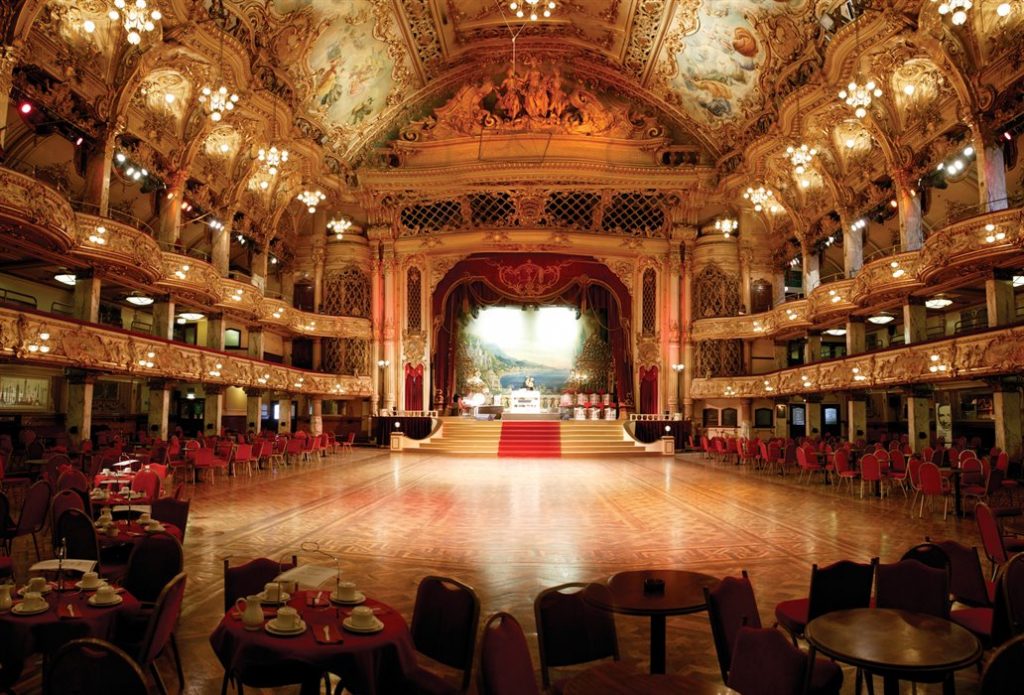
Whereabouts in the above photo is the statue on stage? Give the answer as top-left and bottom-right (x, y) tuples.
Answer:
(523, 375), (536, 390)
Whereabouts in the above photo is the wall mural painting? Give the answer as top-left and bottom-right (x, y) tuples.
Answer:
(0, 376), (52, 410)
(658, 0), (810, 126)
(454, 306), (611, 402)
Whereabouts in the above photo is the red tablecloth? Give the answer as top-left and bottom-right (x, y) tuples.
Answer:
(0, 586), (140, 657)
(93, 472), (135, 488)
(97, 520), (182, 547)
(209, 592), (417, 695)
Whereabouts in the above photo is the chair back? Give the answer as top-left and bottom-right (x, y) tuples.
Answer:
(51, 490), (86, 544)
(726, 627), (806, 695)
(131, 470), (160, 501)
(56, 469), (89, 493)
(223, 556), (297, 612)
(235, 444), (253, 462)
(889, 450), (906, 473)
(994, 451), (1009, 474)
(961, 457), (984, 486)
(534, 582), (618, 687)
(46, 638), (148, 695)
(55, 508), (99, 562)
(907, 457), (924, 490)
(834, 449), (850, 474)
(1002, 552), (1024, 636)
(285, 439), (303, 455)
(124, 533), (184, 604)
(934, 539), (991, 608)
(478, 613), (541, 695)
(705, 570), (762, 682)
(172, 482), (188, 501)
(900, 542), (951, 574)
(17, 480), (52, 535)
(807, 558), (877, 622)
(137, 572), (187, 667)
(411, 575), (481, 690)
(981, 633), (1024, 693)
(976, 503), (1008, 567)
(860, 454), (882, 482)
(876, 559), (949, 618)
(151, 497), (190, 541)
(919, 462), (945, 495)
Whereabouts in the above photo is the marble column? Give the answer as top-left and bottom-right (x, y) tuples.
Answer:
(680, 233), (696, 419)
(994, 385), (1023, 461)
(805, 396), (822, 439)
(804, 332), (821, 364)
(843, 216), (864, 278)
(848, 393), (867, 444)
(312, 338), (322, 372)
(66, 371), (96, 440)
(846, 317), (866, 355)
(73, 271), (102, 324)
(211, 222), (231, 276)
(312, 228), (326, 314)
(204, 385), (224, 435)
(83, 125), (120, 217)
(152, 300), (176, 340)
(278, 394), (293, 433)
(897, 175), (924, 251)
(245, 388), (264, 433)
(774, 399), (789, 438)
(157, 170), (187, 246)
(907, 392), (932, 453)
(802, 243), (820, 294)
(248, 328), (264, 360)
(986, 270), (1016, 328)
(666, 247), (681, 414)
(311, 397), (323, 436)
(974, 123), (1008, 212)
(739, 398), (752, 438)
(370, 246), (383, 408)
(206, 313), (225, 351)
(382, 245), (397, 411)
(903, 299), (928, 344)
(0, 46), (21, 153)
(281, 270), (296, 306)
(251, 245), (269, 293)
(147, 380), (172, 440)
(282, 338), (293, 366)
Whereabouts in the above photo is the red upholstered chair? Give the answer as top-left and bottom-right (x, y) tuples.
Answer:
(231, 444), (256, 477)
(859, 453), (886, 499)
(123, 533), (184, 606)
(120, 572), (187, 693)
(1002, 551), (1024, 637)
(151, 497), (190, 542)
(917, 462), (951, 519)
(706, 571), (841, 695)
(796, 447), (825, 485)
(1, 480), (50, 559)
(775, 558), (877, 645)
(949, 564), (1013, 648)
(341, 431), (356, 455)
(222, 556), (298, 613)
(403, 575), (481, 694)
(933, 539), (993, 608)
(976, 503), (1024, 579)
(994, 452), (1019, 503)
(285, 437), (304, 466)
(56, 468), (89, 493)
(192, 447), (228, 484)
(478, 613), (541, 695)
(981, 633), (1024, 694)
(45, 639), (149, 695)
(50, 489), (85, 546)
(887, 450), (909, 497)
(832, 449), (858, 494)
(130, 469), (160, 504)
(875, 559), (949, 618)
(534, 583), (619, 691)
(727, 627), (808, 695)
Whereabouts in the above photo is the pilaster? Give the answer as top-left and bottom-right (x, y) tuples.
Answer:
(66, 370), (97, 440)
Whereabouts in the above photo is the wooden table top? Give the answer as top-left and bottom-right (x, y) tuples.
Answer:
(806, 609), (982, 675)
(562, 662), (737, 695)
(584, 569), (720, 617)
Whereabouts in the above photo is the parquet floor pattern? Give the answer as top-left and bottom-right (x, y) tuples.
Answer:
(7, 450), (991, 693)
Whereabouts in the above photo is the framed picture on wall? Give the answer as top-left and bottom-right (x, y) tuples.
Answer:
(0, 376), (52, 410)
(775, 404), (787, 420)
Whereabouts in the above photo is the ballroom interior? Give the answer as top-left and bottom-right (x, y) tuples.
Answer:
(1, 0), (1024, 693)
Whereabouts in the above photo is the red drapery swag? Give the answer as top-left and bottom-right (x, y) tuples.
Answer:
(639, 365), (659, 415)
(430, 254), (635, 409)
(405, 363), (424, 411)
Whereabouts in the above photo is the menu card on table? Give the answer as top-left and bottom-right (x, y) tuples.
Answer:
(275, 565), (338, 589)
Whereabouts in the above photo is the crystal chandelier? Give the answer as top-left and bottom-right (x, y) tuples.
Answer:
(935, 0), (972, 25)
(839, 80), (882, 119)
(787, 143), (817, 188)
(256, 146), (288, 190)
(743, 186), (780, 213)
(327, 217), (352, 240)
(199, 85), (239, 122)
(509, 0), (556, 20)
(107, 0), (162, 45)
(714, 218), (738, 238)
(297, 189), (326, 214)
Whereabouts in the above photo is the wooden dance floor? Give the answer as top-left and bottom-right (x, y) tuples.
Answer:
(153, 450), (984, 693)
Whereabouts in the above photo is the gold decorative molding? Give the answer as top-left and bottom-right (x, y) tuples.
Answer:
(0, 306), (371, 398)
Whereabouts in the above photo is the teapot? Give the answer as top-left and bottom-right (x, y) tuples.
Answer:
(0, 584), (12, 612)
(235, 595), (265, 631)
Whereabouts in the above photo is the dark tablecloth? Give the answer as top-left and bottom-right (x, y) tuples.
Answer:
(633, 421), (689, 450)
(373, 417), (433, 446)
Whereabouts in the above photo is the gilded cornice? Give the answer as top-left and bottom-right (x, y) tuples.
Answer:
(0, 306), (371, 398)
(691, 323), (1024, 400)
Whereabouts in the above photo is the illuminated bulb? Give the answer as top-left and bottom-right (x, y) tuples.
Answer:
(845, 137), (856, 149)
(903, 84), (916, 96)
(83, 19), (96, 32)
(997, 2), (1011, 16)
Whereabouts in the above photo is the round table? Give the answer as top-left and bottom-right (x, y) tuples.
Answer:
(96, 520), (182, 548)
(563, 662), (737, 694)
(210, 591), (417, 695)
(584, 569), (719, 674)
(805, 609), (982, 695)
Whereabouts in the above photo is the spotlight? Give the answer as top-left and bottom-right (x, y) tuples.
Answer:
(19, 102), (32, 115)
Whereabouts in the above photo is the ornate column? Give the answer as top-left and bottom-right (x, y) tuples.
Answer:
(247, 328), (264, 360)
(368, 235), (384, 411)
(848, 392), (867, 444)
(991, 380), (1022, 461)
(739, 398), (752, 439)
(841, 211), (864, 278)
(310, 397), (323, 436)
(804, 331), (821, 364)
(846, 316), (866, 355)
(906, 388), (932, 454)
(312, 338), (322, 372)
(278, 393), (293, 433)
(83, 120), (123, 217)
(972, 119), (1009, 212)
(73, 270), (102, 323)
(801, 240), (820, 294)
(152, 299), (175, 340)
(665, 239), (682, 414)
(282, 338), (293, 366)
(281, 269), (296, 306)
(679, 228), (697, 419)
(204, 385), (224, 436)
(312, 213), (327, 313)
(382, 242), (398, 411)
(244, 387), (264, 434)
(896, 171), (923, 251)
(207, 313), (225, 351)
(805, 395), (822, 439)
(211, 217), (231, 276)
(67, 370), (97, 440)
(986, 269), (1016, 327)
(251, 244), (269, 292)
(903, 297), (927, 344)
(157, 170), (187, 246)
(147, 379), (173, 440)
(0, 45), (21, 153)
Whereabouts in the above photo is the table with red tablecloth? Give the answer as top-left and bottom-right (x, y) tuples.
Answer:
(210, 591), (417, 695)
(96, 520), (182, 548)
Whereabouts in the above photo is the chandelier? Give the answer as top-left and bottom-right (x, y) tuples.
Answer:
(787, 143), (817, 188)
(743, 186), (780, 214)
(105, 0), (162, 45)
(935, 0), (972, 25)
(199, 85), (239, 122)
(839, 80), (882, 119)
(328, 217), (352, 240)
(714, 218), (738, 238)
(509, 0), (556, 20)
(256, 146), (288, 190)
(297, 189), (326, 214)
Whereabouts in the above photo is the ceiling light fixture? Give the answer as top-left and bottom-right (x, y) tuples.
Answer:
(936, 0), (972, 25)
(823, 327), (847, 336)
(787, 143), (817, 188)
(298, 189), (326, 214)
(714, 218), (738, 238)
(743, 186), (780, 213)
(867, 311), (895, 325)
(839, 80), (882, 119)
(178, 311), (204, 322)
(54, 272), (77, 286)
(327, 217), (352, 240)
(125, 293), (154, 306)
(109, 0), (162, 45)
(509, 0), (556, 21)
(924, 297), (953, 310)
(199, 85), (238, 122)
(256, 145), (288, 189)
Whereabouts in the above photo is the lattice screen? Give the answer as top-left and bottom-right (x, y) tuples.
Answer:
(545, 191), (599, 230)
(695, 264), (741, 319)
(750, 279), (773, 314)
(407, 267), (422, 331)
(470, 193), (516, 226)
(400, 199), (465, 234)
(323, 266), (371, 318)
(602, 193), (665, 237)
(695, 340), (744, 378)
(323, 338), (370, 376)
(641, 268), (657, 336)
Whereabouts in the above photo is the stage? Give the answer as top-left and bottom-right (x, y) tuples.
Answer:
(498, 412), (561, 421)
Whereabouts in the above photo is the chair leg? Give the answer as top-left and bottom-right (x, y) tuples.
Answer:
(151, 663), (168, 695)
(170, 633), (185, 688)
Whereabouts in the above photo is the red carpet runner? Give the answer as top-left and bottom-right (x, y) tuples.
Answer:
(497, 421), (562, 458)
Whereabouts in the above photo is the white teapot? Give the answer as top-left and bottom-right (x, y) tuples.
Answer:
(235, 595), (264, 631)
(0, 584), (12, 612)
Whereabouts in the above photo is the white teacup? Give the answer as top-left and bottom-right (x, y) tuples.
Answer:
(276, 605), (300, 630)
(27, 577), (47, 593)
(334, 581), (357, 601)
(94, 584), (118, 603)
(22, 590), (46, 611)
(350, 605), (375, 628)
(137, 512), (151, 524)
(101, 468), (111, 475)
(80, 571), (102, 589)
(263, 582), (282, 602)
(106, 524), (120, 537)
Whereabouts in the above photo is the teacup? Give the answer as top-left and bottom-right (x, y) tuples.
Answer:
(263, 582), (282, 602)
(21, 591), (46, 611)
(94, 584), (118, 603)
(350, 605), (376, 628)
(80, 571), (102, 589)
(26, 576), (47, 593)
(276, 605), (300, 630)
(137, 512), (151, 524)
(106, 524), (120, 537)
(101, 468), (111, 475)
(334, 581), (357, 601)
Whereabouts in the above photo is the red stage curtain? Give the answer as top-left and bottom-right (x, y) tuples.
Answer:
(405, 364), (424, 411)
(639, 365), (659, 415)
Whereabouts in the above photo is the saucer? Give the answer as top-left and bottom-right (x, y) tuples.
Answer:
(18, 584), (52, 596)
(144, 524), (166, 533)
(343, 616), (384, 633)
(265, 618), (306, 636)
(88, 594), (123, 607)
(75, 580), (105, 591)
(256, 590), (290, 605)
(12, 602), (49, 616)
(329, 591), (365, 605)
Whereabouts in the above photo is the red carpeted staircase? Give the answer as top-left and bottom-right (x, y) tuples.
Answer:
(497, 421), (562, 457)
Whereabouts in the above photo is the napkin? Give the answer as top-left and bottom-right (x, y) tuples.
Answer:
(58, 603), (82, 620)
(306, 592), (329, 607)
(311, 622), (344, 645)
